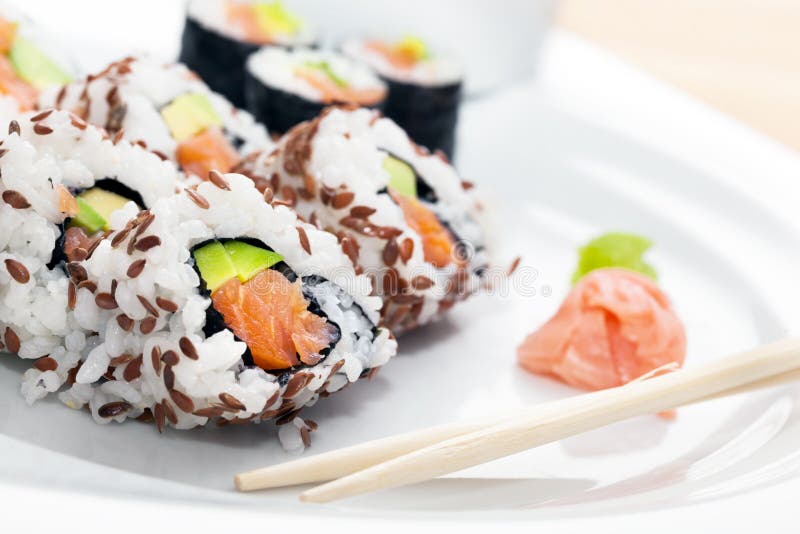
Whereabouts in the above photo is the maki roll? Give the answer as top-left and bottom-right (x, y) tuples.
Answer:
(54, 174), (395, 448)
(180, 0), (315, 107)
(237, 107), (488, 332)
(342, 36), (463, 158)
(40, 56), (272, 181)
(245, 47), (387, 134)
(0, 4), (73, 121)
(0, 109), (183, 403)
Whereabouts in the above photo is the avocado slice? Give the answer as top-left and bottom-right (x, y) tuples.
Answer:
(160, 93), (222, 142)
(69, 188), (132, 233)
(9, 36), (71, 89)
(224, 240), (284, 282)
(78, 188), (130, 229)
(303, 61), (347, 88)
(194, 241), (238, 293)
(195, 240), (284, 292)
(254, 1), (302, 36)
(72, 197), (107, 234)
(383, 156), (417, 198)
(395, 36), (429, 62)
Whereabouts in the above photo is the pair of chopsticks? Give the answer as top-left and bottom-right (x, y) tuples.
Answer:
(235, 337), (800, 503)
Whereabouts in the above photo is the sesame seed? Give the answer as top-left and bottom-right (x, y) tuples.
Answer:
(170, 390), (195, 413)
(30, 109), (53, 122)
(161, 350), (179, 366)
(95, 292), (118, 310)
(137, 295), (159, 317)
(154, 402), (165, 433)
(297, 227), (311, 254)
(139, 317), (156, 335)
(127, 259), (146, 278)
(120, 354), (143, 379)
(2, 190), (31, 209)
(134, 235), (161, 252)
(4, 327), (20, 353)
(116, 314), (134, 332)
(98, 401), (131, 418)
(185, 188), (209, 209)
(218, 392), (245, 411)
(207, 170), (230, 190)
(350, 205), (376, 219)
(4, 259), (30, 284)
(34, 356), (58, 372)
(163, 365), (175, 391)
(331, 191), (355, 209)
(33, 123), (53, 135)
(151, 347), (162, 376)
(400, 238), (414, 264)
(178, 337), (198, 360)
(382, 239), (398, 267)
(109, 354), (134, 366)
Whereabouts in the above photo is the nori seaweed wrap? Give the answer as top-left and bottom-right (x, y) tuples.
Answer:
(244, 47), (387, 135)
(180, 0), (316, 107)
(342, 36), (463, 158)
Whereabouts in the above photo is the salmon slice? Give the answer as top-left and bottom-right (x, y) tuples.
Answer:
(366, 41), (417, 70)
(57, 185), (78, 217)
(0, 16), (17, 54)
(176, 126), (240, 179)
(0, 55), (37, 111)
(226, 1), (269, 43)
(517, 268), (686, 392)
(211, 268), (338, 371)
(294, 67), (386, 106)
(391, 190), (455, 269)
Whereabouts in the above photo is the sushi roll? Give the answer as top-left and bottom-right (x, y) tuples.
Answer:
(245, 47), (387, 135)
(40, 56), (272, 181)
(237, 107), (488, 332)
(180, 0), (315, 107)
(53, 173), (395, 448)
(0, 109), (184, 403)
(342, 36), (463, 158)
(0, 4), (73, 121)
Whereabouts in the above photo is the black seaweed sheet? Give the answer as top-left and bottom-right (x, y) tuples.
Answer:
(244, 69), (386, 135)
(244, 69), (327, 134)
(179, 16), (260, 108)
(382, 78), (462, 159)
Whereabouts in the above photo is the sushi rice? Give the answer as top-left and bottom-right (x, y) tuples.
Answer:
(0, 109), (183, 404)
(238, 106), (489, 332)
(51, 174), (395, 450)
(0, 2), (74, 122)
(39, 56), (272, 180)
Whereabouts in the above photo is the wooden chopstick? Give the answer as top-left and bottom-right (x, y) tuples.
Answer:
(297, 337), (800, 503)
(235, 339), (800, 494)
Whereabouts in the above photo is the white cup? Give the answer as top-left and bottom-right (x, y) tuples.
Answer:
(290, 0), (555, 95)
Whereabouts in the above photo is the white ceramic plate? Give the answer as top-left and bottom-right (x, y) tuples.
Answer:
(2, 6), (800, 530)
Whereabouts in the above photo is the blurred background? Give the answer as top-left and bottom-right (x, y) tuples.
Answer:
(13, 0), (800, 149)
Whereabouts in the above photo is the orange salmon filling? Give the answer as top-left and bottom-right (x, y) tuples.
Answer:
(0, 16), (16, 54)
(0, 18), (37, 111)
(294, 67), (386, 106)
(226, 2), (269, 43)
(366, 41), (418, 70)
(176, 126), (240, 179)
(391, 190), (456, 268)
(211, 268), (338, 371)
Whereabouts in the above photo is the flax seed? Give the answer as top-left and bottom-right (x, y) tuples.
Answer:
(5, 259), (29, 283)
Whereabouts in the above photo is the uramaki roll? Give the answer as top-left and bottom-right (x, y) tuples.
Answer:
(237, 107), (489, 333)
(54, 173), (395, 450)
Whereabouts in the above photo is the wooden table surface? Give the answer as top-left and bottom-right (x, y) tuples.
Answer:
(557, 0), (800, 152)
